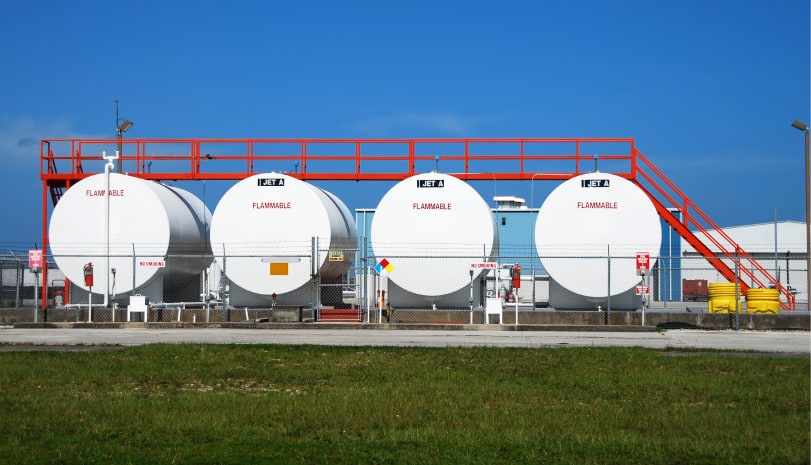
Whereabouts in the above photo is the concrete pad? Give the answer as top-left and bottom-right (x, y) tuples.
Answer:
(0, 326), (808, 354)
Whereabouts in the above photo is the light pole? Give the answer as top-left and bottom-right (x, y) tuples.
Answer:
(103, 150), (118, 314)
(115, 100), (133, 173)
(791, 120), (810, 308)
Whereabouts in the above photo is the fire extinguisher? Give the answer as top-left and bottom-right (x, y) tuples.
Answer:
(510, 263), (521, 289)
(83, 262), (94, 287)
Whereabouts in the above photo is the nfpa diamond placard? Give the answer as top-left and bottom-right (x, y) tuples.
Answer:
(374, 258), (394, 274)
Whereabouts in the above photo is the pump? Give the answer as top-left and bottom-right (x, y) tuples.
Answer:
(83, 262), (94, 287)
(510, 263), (521, 289)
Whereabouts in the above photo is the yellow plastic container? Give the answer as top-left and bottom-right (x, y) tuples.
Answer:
(745, 288), (780, 314)
(707, 282), (742, 313)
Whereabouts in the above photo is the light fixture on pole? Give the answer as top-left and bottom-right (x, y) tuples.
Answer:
(115, 100), (133, 173)
(791, 120), (810, 309)
(530, 173), (544, 208)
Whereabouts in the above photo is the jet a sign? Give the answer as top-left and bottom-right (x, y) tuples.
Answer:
(581, 179), (610, 188)
(417, 179), (445, 188)
(258, 178), (285, 187)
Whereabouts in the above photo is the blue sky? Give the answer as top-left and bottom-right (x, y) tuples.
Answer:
(0, 0), (808, 249)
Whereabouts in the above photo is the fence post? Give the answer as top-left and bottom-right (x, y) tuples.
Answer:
(111, 266), (116, 323)
(606, 247), (612, 325)
(364, 234), (369, 323)
(531, 270), (536, 313)
(735, 248), (740, 331)
(15, 258), (22, 308)
(641, 270), (647, 327)
(222, 251), (229, 323)
(311, 237), (320, 321)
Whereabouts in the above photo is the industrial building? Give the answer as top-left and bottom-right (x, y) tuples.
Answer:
(680, 221), (807, 304)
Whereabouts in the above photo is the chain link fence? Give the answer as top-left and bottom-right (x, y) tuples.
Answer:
(2, 249), (808, 330)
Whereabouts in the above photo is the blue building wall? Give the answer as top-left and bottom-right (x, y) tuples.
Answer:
(494, 209), (544, 275)
(657, 212), (682, 301)
(355, 209), (375, 272)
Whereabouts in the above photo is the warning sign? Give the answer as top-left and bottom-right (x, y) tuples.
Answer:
(470, 262), (497, 270)
(635, 286), (650, 296)
(636, 252), (650, 274)
(28, 250), (42, 270)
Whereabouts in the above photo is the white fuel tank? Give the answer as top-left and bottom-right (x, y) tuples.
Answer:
(535, 172), (661, 301)
(209, 173), (357, 305)
(48, 173), (212, 298)
(371, 173), (498, 305)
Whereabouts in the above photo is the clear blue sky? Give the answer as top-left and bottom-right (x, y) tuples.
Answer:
(0, 0), (808, 249)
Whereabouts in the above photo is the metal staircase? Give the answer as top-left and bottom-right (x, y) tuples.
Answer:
(44, 144), (64, 206)
(43, 143), (82, 206)
(633, 148), (796, 310)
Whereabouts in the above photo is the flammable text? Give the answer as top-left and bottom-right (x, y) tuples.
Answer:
(252, 201), (292, 209)
(577, 201), (618, 209)
(85, 189), (125, 197)
(413, 202), (452, 210)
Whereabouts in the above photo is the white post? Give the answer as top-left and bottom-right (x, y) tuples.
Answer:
(33, 270), (39, 323)
(495, 267), (500, 299)
(469, 270), (474, 325)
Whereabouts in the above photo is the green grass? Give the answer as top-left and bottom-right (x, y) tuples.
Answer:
(0, 345), (808, 465)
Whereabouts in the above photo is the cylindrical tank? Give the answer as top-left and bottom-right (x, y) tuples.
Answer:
(745, 287), (780, 314)
(371, 173), (498, 305)
(48, 173), (212, 298)
(535, 172), (661, 303)
(209, 173), (357, 305)
(708, 282), (742, 313)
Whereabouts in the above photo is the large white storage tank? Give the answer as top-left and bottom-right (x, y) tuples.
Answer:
(209, 173), (357, 306)
(371, 173), (499, 307)
(535, 172), (661, 309)
(48, 173), (212, 304)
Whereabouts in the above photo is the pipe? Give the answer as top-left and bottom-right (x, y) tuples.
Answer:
(150, 301), (211, 308)
(65, 303), (108, 309)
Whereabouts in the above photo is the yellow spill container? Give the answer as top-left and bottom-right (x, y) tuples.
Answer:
(708, 282), (742, 313)
(745, 288), (780, 314)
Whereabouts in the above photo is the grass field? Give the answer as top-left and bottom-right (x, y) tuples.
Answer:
(0, 344), (808, 465)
